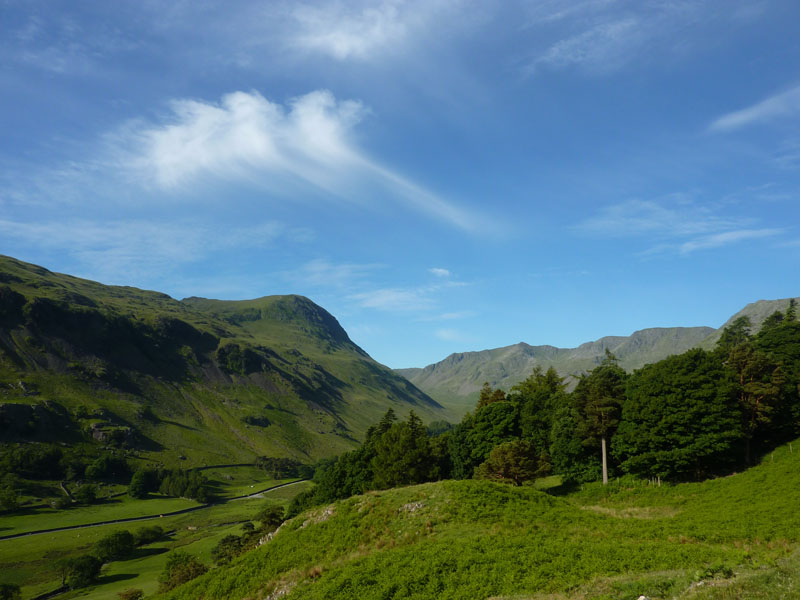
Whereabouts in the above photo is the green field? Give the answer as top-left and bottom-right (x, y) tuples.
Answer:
(0, 464), (312, 600)
(158, 441), (800, 600)
(0, 495), (198, 537)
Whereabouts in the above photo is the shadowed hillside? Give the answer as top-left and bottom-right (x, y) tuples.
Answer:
(0, 255), (443, 466)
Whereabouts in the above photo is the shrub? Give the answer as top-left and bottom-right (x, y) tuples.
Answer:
(0, 584), (21, 600)
(74, 484), (98, 505)
(57, 555), (102, 589)
(211, 534), (243, 566)
(84, 454), (129, 481)
(133, 525), (163, 546)
(158, 551), (208, 592)
(0, 487), (19, 512)
(50, 496), (72, 509)
(253, 502), (284, 530)
(94, 530), (135, 562)
(117, 590), (144, 600)
(474, 440), (539, 486)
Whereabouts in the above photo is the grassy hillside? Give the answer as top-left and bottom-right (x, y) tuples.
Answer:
(159, 439), (800, 600)
(398, 326), (714, 415)
(0, 255), (443, 467)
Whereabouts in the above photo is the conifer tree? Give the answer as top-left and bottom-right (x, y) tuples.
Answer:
(572, 350), (625, 484)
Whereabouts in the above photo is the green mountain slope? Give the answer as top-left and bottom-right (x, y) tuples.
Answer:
(160, 439), (800, 600)
(397, 326), (715, 415)
(0, 255), (443, 466)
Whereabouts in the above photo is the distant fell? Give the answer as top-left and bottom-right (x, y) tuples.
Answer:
(397, 298), (798, 416)
(699, 297), (798, 349)
(396, 326), (714, 414)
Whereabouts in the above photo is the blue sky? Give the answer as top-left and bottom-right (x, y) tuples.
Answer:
(2, 0), (799, 369)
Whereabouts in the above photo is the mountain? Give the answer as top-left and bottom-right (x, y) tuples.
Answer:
(399, 298), (799, 416)
(396, 327), (714, 414)
(699, 298), (798, 349)
(0, 255), (443, 466)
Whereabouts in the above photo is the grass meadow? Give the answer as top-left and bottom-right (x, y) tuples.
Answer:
(159, 441), (800, 600)
(0, 467), (312, 599)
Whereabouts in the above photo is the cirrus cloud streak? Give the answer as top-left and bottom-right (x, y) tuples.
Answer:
(121, 89), (482, 232)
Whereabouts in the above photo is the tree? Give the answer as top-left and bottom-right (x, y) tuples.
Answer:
(128, 469), (156, 499)
(57, 555), (102, 589)
(509, 366), (564, 474)
(716, 316), (752, 355)
(133, 525), (163, 546)
(754, 320), (800, 440)
(211, 534), (243, 566)
(474, 440), (539, 485)
(573, 350), (626, 484)
(726, 342), (784, 464)
(448, 401), (520, 480)
(612, 349), (741, 480)
(549, 400), (599, 484)
(0, 584), (21, 600)
(84, 454), (129, 482)
(477, 382), (507, 409)
(94, 530), (135, 562)
(787, 298), (797, 322)
(158, 551), (207, 592)
(762, 311), (785, 331)
(74, 484), (98, 505)
(253, 502), (284, 531)
(0, 487), (19, 513)
(371, 411), (434, 489)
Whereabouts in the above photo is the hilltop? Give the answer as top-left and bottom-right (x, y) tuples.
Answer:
(0, 255), (443, 466)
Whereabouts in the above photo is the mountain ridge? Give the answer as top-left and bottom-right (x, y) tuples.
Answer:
(398, 298), (797, 415)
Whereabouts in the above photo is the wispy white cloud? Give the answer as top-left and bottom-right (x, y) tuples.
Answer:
(285, 0), (462, 61)
(524, 0), (620, 26)
(530, 18), (641, 74)
(709, 85), (800, 132)
(349, 275), (468, 313)
(118, 89), (482, 231)
(350, 287), (435, 312)
(417, 310), (477, 322)
(773, 140), (800, 170)
(576, 198), (743, 237)
(678, 229), (783, 254)
(524, 0), (760, 76)
(577, 197), (786, 256)
(4, 10), (143, 76)
(287, 259), (382, 288)
(428, 267), (451, 277)
(290, 1), (408, 61)
(129, 89), (364, 189)
(435, 328), (472, 342)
